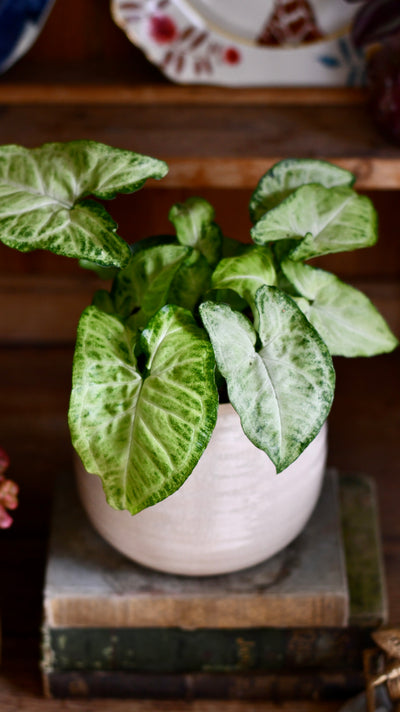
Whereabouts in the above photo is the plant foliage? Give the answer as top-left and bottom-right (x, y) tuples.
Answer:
(0, 145), (397, 514)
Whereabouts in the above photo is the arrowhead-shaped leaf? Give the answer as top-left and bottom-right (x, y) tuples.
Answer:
(251, 184), (377, 261)
(249, 158), (355, 222)
(92, 289), (116, 315)
(168, 250), (212, 312)
(169, 197), (222, 267)
(111, 244), (189, 328)
(79, 258), (119, 281)
(282, 259), (399, 356)
(0, 141), (168, 266)
(69, 304), (218, 514)
(211, 246), (276, 325)
(200, 287), (335, 472)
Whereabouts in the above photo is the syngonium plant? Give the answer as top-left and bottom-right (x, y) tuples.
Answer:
(0, 141), (397, 515)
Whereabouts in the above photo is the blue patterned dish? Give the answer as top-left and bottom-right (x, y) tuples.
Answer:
(0, 0), (56, 74)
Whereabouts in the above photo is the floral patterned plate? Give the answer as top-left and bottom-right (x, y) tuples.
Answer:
(110, 0), (365, 87)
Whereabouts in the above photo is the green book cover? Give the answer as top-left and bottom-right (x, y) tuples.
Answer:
(43, 668), (366, 701)
(43, 624), (373, 673)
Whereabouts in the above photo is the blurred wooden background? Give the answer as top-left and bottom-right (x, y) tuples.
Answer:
(0, 1), (399, 709)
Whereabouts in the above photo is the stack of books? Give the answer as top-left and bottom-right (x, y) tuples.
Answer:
(41, 469), (386, 700)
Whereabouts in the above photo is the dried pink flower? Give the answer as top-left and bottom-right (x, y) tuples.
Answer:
(0, 446), (10, 475)
(0, 446), (18, 529)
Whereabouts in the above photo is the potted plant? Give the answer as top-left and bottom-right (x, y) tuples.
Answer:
(0, 141), (397, 575)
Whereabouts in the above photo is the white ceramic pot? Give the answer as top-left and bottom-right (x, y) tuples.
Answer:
(75, 404), (328, 576)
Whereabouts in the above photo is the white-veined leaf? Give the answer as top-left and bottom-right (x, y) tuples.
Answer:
(92, 289), (116, 315)
(169, 196), (222, 266)
(211, 246), (276, 326)
(111, 244), (189, 328)
(168, 250), (212, 312)
(79, 258), (119, 281)
(69, 304), (218, 514)
(251, 184), (377, 261)
(249, 158), (355, 222)
(0, 141), (168, 266)
(282, 259), (399, 356)
(200, 287), (335, 472)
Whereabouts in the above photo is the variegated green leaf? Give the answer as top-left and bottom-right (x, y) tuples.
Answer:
(169, 197), (222, 266)
(249, 158), (355, 222)
(222, 234), (249, 258)
(111, 244), (189, 329)
(211, 246), (276, 325)
(251, 184), (377, 261)
(130, 234), (177, 255)
(69, 304), (218, 514)
(168, 250), (212, 312)
(0, 141), (168, 266)
(208, 289), (248, 313)
(282, 260), (399, 357)
(79, 258), (119, 281)
(200, 287), (334, 472)
(92, 289), (116, 315)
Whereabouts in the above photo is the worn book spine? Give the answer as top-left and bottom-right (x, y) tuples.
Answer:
(43, 668), (365, 700)
(339, 473), (387, 626)
(42, 624), (373, 674)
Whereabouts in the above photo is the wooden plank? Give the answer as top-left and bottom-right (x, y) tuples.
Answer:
(0, 103), (396, 188)
(164, 157), (400, 189)
(0, 85), (367, 106)
(0, 276), (397, 344)
(0, 275), (98, 343)
(0, 104), (392, 159)
(0, 98), (396, 188)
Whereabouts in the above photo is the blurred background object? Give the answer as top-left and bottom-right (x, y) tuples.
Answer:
(346, 0), (400, 144)
(0, 0), (56, 74)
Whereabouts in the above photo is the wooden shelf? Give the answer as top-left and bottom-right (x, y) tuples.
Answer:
(0, 273), (397, 345)
(0, 84), (399, 188)
(0, 0), (398, 191)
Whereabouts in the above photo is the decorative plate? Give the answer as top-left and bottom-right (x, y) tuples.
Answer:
(0, 0), (56, 75)
(111, 0), (365, 87)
